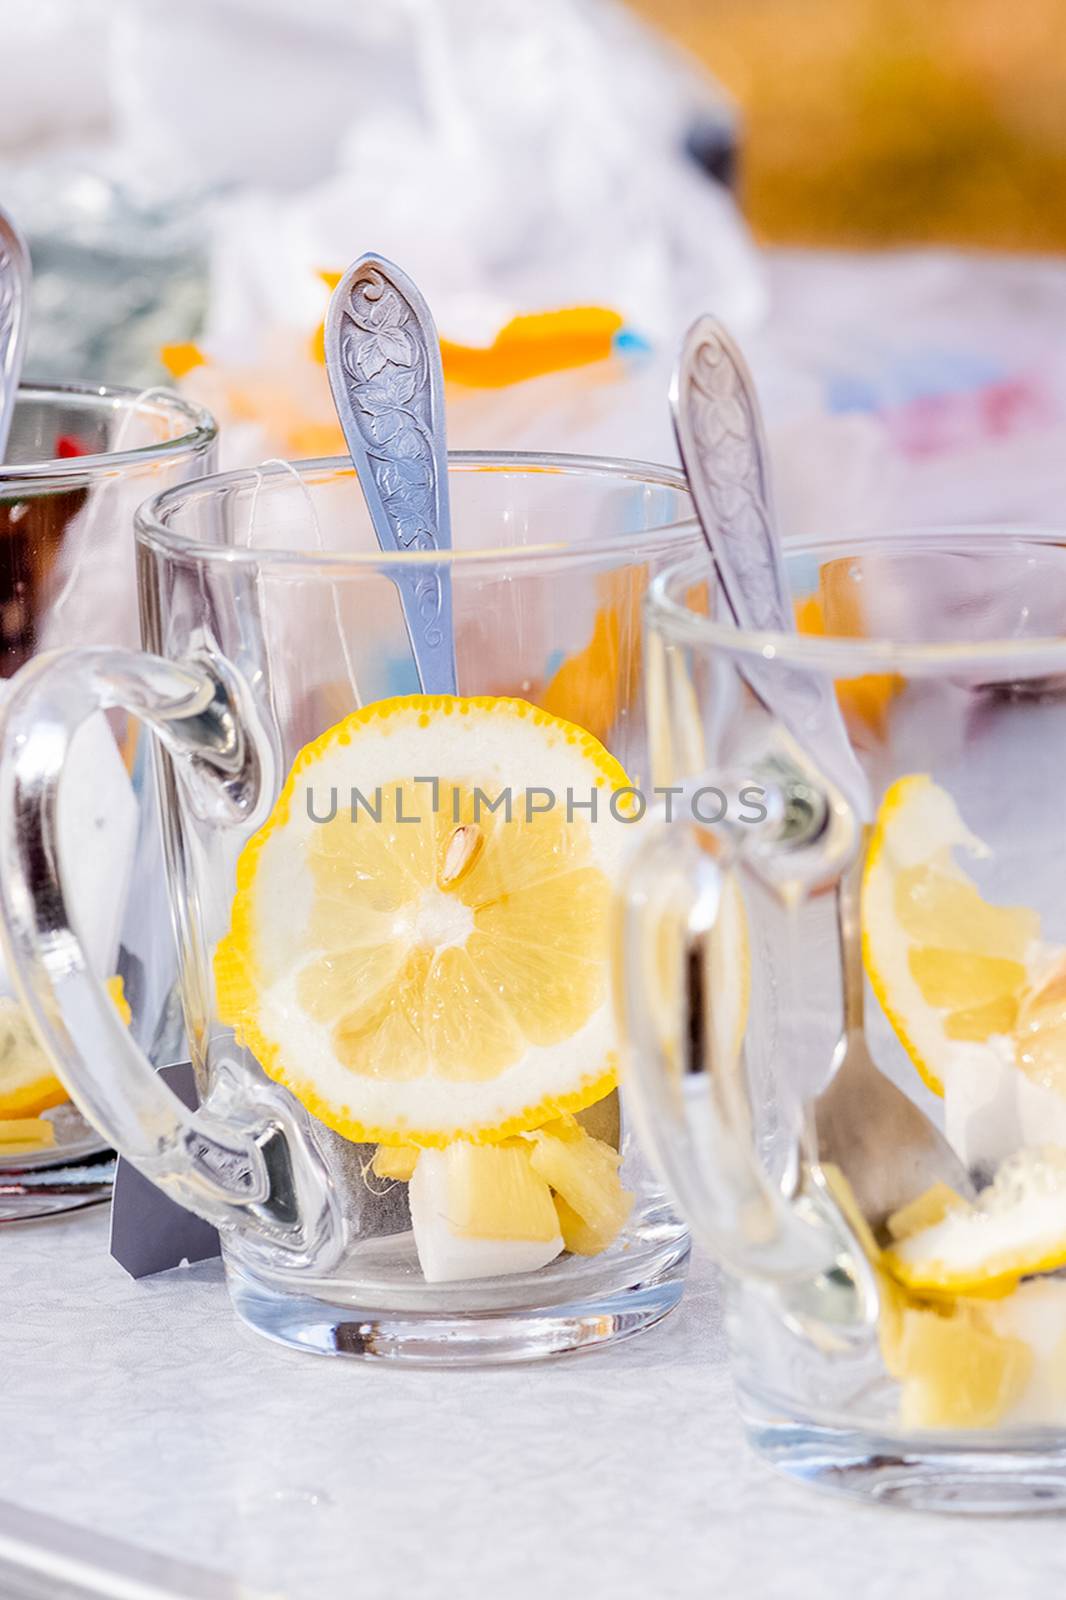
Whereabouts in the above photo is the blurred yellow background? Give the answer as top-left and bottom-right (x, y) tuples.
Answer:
(632, 0), (1066, 249)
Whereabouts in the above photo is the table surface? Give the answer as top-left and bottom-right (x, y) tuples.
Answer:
(3, 1209), (1065, 1600)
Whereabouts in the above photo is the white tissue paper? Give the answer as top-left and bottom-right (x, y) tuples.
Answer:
(139, 0), (767, 471)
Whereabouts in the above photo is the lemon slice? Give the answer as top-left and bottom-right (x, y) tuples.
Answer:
(214, 695), (635, 1147)
(884, 1147), (1066, 1297)
(863, 774), (1040, 1097)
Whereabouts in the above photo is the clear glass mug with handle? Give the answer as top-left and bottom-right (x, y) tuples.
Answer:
(0, 451), (699, 1362)
(0, 382), (217, 1213)
(619, 530), (1066, 1510)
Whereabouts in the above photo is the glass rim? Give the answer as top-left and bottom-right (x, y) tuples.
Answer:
(650, 525), (1066, 674)
(0, 381), (218, 484)
(133, 450), (698, 570)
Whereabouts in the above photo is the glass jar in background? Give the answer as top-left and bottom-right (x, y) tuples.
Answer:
(0, 382), (217, 1216)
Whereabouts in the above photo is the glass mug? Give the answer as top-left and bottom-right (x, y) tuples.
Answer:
(0, 451), (698, 1362)
(619, 530), (1066, 1511)
(0, 383), (217, 1216)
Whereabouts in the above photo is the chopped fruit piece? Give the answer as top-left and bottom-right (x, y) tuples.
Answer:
(444, 1143), (560, 1241)
(371, 1145), (419, 1182)
(213, 695), (633, 1147)
(886, 1182), (971, 1243)
(409, 1143), (563, 1283)
(553, 1194), (608, 1256)
(896, 1305), (1032, 1430)
(884, 1147), (1066, 1297)
(826, 1157), (1053, 1435)
(0, 977), (129, 1117)
(0, 994), (68, 1118)
(863, 774), (1042, 1098)
(528, 1116), (633, 1254)
(0, 1117), (56, 1155)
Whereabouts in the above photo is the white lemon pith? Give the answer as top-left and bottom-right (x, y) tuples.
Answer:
(214, 695), (635, 1148)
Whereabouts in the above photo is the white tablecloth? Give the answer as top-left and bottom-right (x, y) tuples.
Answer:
(2, 1208), (1063, 1599)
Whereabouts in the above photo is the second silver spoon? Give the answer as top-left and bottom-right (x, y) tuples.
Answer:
(672, 314), (973, 1236)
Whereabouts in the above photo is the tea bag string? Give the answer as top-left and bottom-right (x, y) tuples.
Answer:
(47, 385), (177, 631)
(248, 458), (362, 710)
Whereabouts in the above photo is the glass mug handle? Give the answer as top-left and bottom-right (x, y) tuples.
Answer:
(616, 809), (878, 1336)
(0, 646), (342, 1270)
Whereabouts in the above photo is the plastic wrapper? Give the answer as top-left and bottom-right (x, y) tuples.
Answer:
(150, 0), (764, 471)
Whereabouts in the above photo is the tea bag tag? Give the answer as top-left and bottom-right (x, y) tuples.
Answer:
(109, 1063), (221, 1278)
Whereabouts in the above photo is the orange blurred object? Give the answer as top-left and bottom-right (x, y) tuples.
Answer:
(440, 308), (624, 388)
(795, 588), (903, 738)
(310, 279), (623, 389)
(160, 342), (207, 380)
(541, 569), (645, 745)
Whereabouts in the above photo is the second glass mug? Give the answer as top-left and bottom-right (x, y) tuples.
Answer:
(0, 451), (700, 1362)
(620, 530), (1066, 1510)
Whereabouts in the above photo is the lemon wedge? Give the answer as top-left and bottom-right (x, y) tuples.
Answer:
(214, 695), (635, 1148)
(863, 774), (1040, 1098)
(884, 1147), (1066, 1297)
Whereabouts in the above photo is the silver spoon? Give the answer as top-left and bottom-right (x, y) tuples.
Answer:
(325, 253), (456, 695)
(672, 314), (973, 1236)
(0, 205), (30, 463)
(672, 315), (870, 823)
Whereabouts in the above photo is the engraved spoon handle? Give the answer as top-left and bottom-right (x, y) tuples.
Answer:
(671, 315), (870, 821)
(325, 253), (457, 695)
(0, 206), (30, 464)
